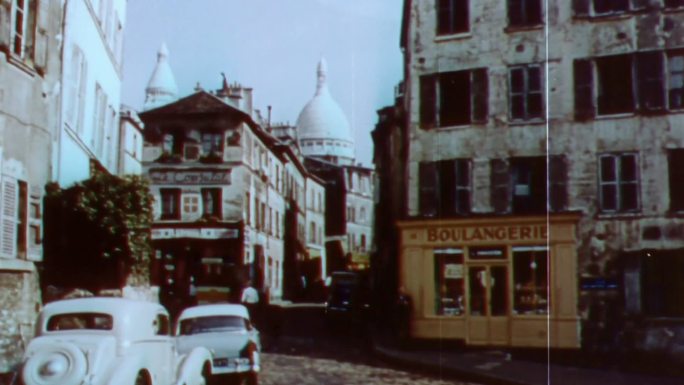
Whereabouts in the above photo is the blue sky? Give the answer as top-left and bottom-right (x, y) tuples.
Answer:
(121, 0), (404, 166)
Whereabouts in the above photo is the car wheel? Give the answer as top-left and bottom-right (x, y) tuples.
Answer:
(134, 370), (150, 385)
(245, 372), (258, 385)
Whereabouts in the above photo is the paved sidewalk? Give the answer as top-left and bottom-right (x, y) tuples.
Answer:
(373, 340), (684, 385)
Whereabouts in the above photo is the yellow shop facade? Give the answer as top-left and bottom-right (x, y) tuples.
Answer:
(397, 213), (582, 348)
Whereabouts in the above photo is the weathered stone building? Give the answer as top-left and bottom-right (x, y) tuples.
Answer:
(398, 0), (684, 353)
(0, 0), (63, 375)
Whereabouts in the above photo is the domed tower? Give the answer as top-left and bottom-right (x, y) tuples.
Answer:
(143, 43), (178, 111)
(296, 58), (355, 165)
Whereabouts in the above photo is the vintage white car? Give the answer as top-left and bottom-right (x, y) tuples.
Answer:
(19, 297), (212, 385)
(175, 304), (260, 385)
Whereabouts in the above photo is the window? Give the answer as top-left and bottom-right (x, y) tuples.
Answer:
(434, 249), (465, 316)
(508, 0), (542, 27)
(573, 51), (684, 119)
(160, 189), (180, 220)
(201, 133), (223, 155)
(419, 159), (471, 217)
(668, 52), (684, 110)
(66, 45), (88, 133)
(437, 0), (469, 35)
(11, 0), (37, 60)
(668, 148), (684, 211)
(509, 65), (543, 121)
(599, 153), (639, 212)
(597, 55), (634, 115)
(666, 0), (684, 7)
(310, 222), (316, 243)
(573, 0), (633, 16)
(420, 69), (487, 128)
(183, 195), (198, 214)
(669, 149), (684, 211)
(0, 177), (21, 258)
(92, 84), (107, 154)
(245, 192), (251, 225)
(202, 188), (221, 218)
(510, 157), (547, 214)
(513, 247), (548, 315)
(162, 134), (174, 154)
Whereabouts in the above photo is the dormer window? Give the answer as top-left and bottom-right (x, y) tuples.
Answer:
(162, 134), (174, 154)
(202, 133), (223, 155)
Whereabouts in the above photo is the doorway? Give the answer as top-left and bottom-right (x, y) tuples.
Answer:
(467, 264), (509, 345)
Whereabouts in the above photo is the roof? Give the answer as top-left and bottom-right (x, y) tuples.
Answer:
(144, 43), (178, 111)
(177, 304), (250, 320)
(42, 297), (166, 318)
(296, 58), (354, 154)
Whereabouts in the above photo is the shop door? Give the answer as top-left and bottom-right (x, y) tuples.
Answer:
(467, 265), (509, 345)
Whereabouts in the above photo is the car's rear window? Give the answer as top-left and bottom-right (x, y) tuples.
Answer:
(179, 315), (247, 335)
(47, 313), (113, 331)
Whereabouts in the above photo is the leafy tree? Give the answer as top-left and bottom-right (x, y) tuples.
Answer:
(43, 172), (154, 292)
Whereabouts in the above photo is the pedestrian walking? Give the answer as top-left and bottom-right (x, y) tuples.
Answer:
(241, 281), (259, 323)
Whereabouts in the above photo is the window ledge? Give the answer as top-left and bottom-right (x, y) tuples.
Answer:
(434, 32), (472, 43)
(7, 54), (38, 78)
(666, 210), (684, 218)
(508, 119), (546, 126)
(594, 112), (636, 120)
(504, 24), (544, 34)
(596, 212), (643, 220)
(0, 258), (35, 272)
(664, 7), (684, 14)
(573, 12), (632, 22)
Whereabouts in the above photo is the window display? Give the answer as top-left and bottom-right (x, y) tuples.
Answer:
(434, 249), (465, 316)
(513, 246), (549, 314)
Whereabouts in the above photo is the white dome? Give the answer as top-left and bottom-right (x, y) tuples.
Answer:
(144, 43), (178, 110)
(296, 58), (355, 162)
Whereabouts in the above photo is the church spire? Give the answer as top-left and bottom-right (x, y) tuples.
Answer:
(144, 43), (178, 111)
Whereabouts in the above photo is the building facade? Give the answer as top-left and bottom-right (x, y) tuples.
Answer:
(398, 0), (684, 352)
(296, 59), (374, 273)
(55, 0), (127, 186)
(0, 0), (63, 374)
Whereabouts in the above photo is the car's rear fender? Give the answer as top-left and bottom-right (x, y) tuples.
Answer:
(175, 346), (212, 385)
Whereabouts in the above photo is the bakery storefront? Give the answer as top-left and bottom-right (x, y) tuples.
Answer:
(398, 214), (581, 348)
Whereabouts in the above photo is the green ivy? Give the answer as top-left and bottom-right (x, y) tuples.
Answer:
(44, 172), (154, 290)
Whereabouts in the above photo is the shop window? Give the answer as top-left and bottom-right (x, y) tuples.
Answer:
(513, 247), (548, 315)
(160, 189), (180, 220)
(599, 153), (639, 213)
(201, 133), (223, 155)
(669, 149), (684, 211)
(202, 188), (221, 218)
(509, 64), (544, 121)
(437, 0), (469, 35)
(419, 159), (471, 217)
(183, 195), (198, 214)
(420, 69), (488, 129)
(11, 0), (37, 60)
(434, 249), (465, 316)
(508, 0), (542, 27)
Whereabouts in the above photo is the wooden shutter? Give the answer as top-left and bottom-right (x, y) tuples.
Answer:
(420, 75), (437, 129)
(1, 177), (18, 258)
(33, 0), (49, 73)
(549, 156), (568, 212)
(636, 51), (665, 112)
(471, 68), (488, 123)
(490, 159), (511, 214)
(572, 0), (590, 17)
(574, 59), (595, 120)
(0, 0), (10, 51)
(419, 162), (438, 217)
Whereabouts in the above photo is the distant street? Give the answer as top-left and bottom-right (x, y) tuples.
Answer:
(256, 304), (480, 385)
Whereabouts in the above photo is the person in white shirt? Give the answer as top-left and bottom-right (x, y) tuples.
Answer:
(241, 281), (259, 304)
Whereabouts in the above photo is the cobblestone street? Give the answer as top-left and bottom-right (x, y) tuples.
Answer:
(260, 352), (477, 385)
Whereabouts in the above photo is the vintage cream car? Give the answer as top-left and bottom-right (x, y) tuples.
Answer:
(175, 304), (260, 385)
(20, 297), (212, 385)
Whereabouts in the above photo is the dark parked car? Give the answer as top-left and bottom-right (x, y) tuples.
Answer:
(324, 271), (370, 329)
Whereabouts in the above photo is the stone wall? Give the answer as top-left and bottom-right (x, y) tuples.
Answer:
(0, 270), (40, 374)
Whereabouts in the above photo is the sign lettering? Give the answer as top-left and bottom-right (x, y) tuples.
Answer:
(149, 169), (231, 185)
(426, 225), (547, 243)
